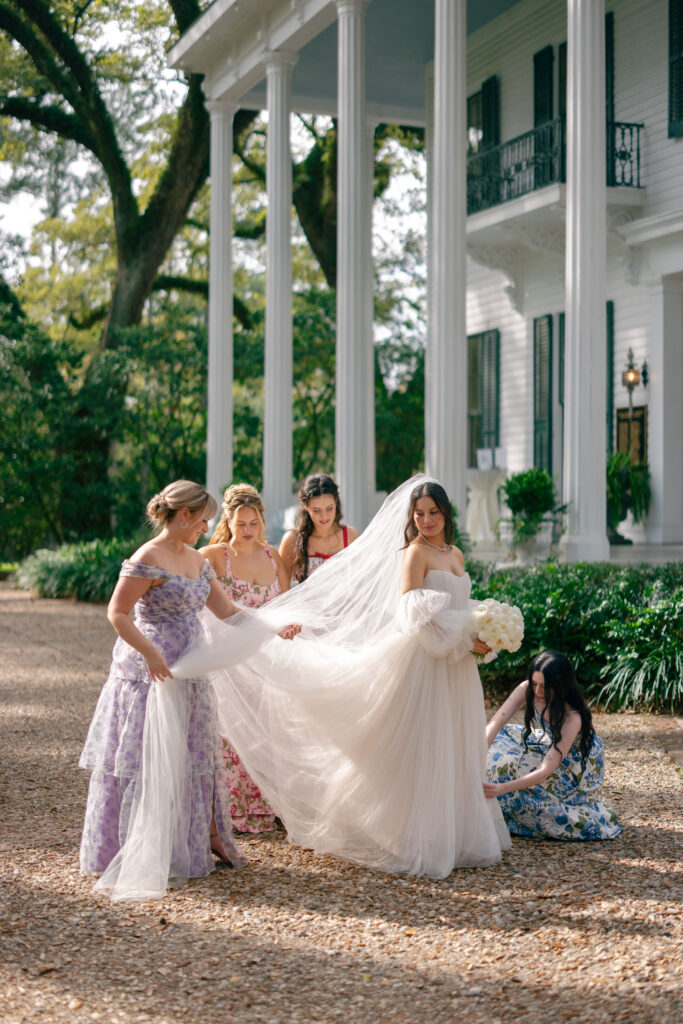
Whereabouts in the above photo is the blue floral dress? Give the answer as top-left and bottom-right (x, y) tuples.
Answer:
(486, 710), (621, 840)
(79, 559), (244, 877)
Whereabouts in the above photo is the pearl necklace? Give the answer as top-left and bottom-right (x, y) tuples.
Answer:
(419, 534), (449, 552)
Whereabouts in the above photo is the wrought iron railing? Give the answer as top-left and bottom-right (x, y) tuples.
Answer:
(467, 118), (643, 215)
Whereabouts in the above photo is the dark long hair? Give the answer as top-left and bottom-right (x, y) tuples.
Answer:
(523, 650), (595, 767)
(403, 481), (454, 548)
(292, 474), (343, 583)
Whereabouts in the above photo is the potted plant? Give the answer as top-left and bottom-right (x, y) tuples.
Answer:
(606, 451), (651, 545)
(498, 468), (564, 563)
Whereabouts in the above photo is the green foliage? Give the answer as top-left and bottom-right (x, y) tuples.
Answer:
(0, 298), (128, 560)
(15, 534), (148, 604)
(500, 468), (562, 545)
(606, 450), (651, 532)
(598, 589), (683, 711)
(466, 559), (683, 712)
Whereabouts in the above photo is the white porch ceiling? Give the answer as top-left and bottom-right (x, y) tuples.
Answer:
(170, 0), (523, 124)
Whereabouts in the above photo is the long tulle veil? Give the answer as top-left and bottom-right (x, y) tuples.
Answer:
(95, 474), (507, 899)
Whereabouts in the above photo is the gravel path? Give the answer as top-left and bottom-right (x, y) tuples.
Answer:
(0, 583), (681, 1024)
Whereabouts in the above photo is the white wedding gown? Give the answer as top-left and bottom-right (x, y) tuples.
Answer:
(100, 477), (510, 899)
(210, 569), (510, 877)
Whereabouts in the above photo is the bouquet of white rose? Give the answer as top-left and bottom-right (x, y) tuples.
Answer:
(470, 598), (524, 663)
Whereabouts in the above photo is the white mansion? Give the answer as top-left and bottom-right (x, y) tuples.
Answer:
(170, 0), (683, 557)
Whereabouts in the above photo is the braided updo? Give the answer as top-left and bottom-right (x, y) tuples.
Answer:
(209, 484), (267, 545)
(146, 480), (217, 527)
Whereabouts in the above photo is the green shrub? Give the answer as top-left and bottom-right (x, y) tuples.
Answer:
(468, 559), (683, 713)
(15, 535), (146, 603)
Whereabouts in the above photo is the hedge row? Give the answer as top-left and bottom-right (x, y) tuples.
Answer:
(15, 541), (683, 712)
(468, 559), (683, 713)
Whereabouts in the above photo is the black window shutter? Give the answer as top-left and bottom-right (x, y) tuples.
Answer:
(670, 0), (683, 137)
(467, 334), (481, 467)
(533, 46), (554, 126)
(606, 300), (615, 454)
(558, 312), (565, 407)
(480, 329), (500, 450)
(606, 11), (615, 185)
(558, 42), (567, 120)
(481, 75), (500, 149)
(533, 315), (553, 474)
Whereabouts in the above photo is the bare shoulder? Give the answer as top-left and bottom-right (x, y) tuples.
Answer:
(268, 544), (286, 567)
(402, 540), (428, 570)
(279, 530), (297, 555)
(344, 525), (360, 543)
(451, 544), (466, 571)
(129, 540), (163, 566)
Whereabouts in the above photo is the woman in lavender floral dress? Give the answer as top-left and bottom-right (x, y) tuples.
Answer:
(80, 481), (251, 892)
(200, 484), (290, 832)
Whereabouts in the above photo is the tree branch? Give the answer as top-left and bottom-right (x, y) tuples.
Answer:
(0, 96), (96, 151)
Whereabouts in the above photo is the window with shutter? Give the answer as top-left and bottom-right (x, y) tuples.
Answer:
(533, 315), (553, 474)
(481, 76), (500, 149)
(533, 46), (554, 127)
(605, 12), (616, 185)
(606, 300), (615, 454)
(533, 46), (555, 189)
(467, 330), (500, 467)
(670, 0), (683, 136)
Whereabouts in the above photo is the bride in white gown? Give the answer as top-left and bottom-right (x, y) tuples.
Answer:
(178, 475), (510, 876)
(103, 476), (510, 899)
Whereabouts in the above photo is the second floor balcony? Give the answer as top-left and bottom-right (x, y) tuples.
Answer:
(467, 119), (643, 216)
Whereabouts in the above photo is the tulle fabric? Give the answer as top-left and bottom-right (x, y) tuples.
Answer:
(171, 474), (511, 878)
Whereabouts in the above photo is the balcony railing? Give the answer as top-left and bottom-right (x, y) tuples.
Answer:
(467, 118), (643, 216)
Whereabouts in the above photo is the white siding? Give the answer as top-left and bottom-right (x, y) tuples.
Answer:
(464, 0), (683, 482)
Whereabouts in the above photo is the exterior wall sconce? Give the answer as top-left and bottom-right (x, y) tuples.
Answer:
(621, 348), (642, 418)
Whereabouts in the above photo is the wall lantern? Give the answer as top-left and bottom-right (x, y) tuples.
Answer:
(622, 348), (646, 418)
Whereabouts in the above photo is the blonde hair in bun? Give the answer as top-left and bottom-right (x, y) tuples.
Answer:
(210, 483), (267, 545)
(146, 480), (218, 527)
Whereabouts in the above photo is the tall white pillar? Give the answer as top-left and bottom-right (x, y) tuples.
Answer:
(364, 116), (377, 511)
(206, 100), (236, 505)
(428, 0), (467, 514)
(424, 62), (435, 474)
(647, 277), (683, 543)
(264, 52), (297, 534)
(560, 0), (610, 562)
(336, 0), (371, 529)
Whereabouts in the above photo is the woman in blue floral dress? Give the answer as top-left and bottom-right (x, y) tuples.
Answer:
(484, 650), (621, 841)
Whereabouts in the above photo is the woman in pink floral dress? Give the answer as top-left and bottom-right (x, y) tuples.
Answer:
(200, 484), (290, 832)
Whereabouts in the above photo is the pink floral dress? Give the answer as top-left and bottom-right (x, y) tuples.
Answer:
(216, 544), (281, 832)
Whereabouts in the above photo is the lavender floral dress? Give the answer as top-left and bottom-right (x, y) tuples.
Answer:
(217, 544), (280, 833)
(79, 559), (244, 877)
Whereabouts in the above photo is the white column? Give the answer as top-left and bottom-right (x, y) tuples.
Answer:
(560, 0), (609, 562)
(647, 278), (683, 543)
(336, 0), (371, 529)
(428, 0), (467, 515)
(206, 100), (236, 505)
(424, 62), (435, 473)
(264, 52), (297, 534)
(364, 116), (377, 511)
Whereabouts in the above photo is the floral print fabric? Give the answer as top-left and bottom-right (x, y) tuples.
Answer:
(486, 712), (621, 841)
(79, 559), (244, 876)
(216, 546), (279, 832)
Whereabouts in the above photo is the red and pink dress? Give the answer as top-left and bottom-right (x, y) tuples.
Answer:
(216, 544), (281, 832)
(305, 525), (350, 576)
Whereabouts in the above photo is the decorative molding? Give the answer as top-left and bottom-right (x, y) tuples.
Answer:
(499, 222), (565, 263)
(467, 243), (523, 313)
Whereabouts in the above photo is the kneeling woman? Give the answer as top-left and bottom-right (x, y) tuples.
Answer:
(484, 650), (621, 841)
